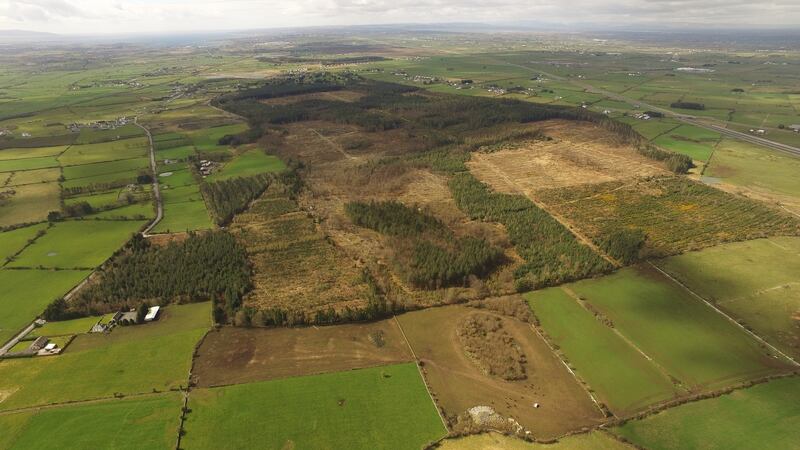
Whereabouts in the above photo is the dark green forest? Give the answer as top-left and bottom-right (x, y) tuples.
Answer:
(201, 173), (272, 225)
(49, 231), (251, 319)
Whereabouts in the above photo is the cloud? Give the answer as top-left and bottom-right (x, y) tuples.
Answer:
(3, 0), (90, 22)
(0, 0), (798, 34)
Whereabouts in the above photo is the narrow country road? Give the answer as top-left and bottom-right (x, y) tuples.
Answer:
(135, 120), (163, 236)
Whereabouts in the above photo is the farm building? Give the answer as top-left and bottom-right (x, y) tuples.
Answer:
(145, 306), (160, 322)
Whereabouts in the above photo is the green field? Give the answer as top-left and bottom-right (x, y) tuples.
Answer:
(0, 393), (182, 450)
(186, 123), (247, 152)
(0, 146), (68, 160)
(9, 220), (145, 269)
(614, 376), (800, 450)
(0, 156), (59, 172)
(0, 269), (90, 345)
(0, 302), (209, 411)
(62, 157), (149, 180)
(657, 237), (800, 359)
(156, 145), (196, 161)
(652, 124), (721, 161)
(0, 223), (48, 262)
(58, 138), (148, 166)
(153, 184), (212, 233)
(568, 267), (792, 390)
(88, 202), (154, 220)
(31, 315), (103, 337)
(182, 363), (446, 449)
(705, 138), (800, 214)
(208, 148), (286, 181)
(526, 288), (681, 414)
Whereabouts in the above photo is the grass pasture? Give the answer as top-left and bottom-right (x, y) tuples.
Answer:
(614, 376), (800, 450)
(207, 148), (285, 181)
(58, 137), (148, 166)
(31, 315), (104, 337)
(652, 124), (720, 162)
(0, 223), (47, 262)
(186, 123), (247, 152)
(0, 393), (182, 450)
(88, 202), (153, 220)
(657, 237), (800, 359)
(0, 269), (90, 345)
(9, 220), (145, 269)
(525, 288), (681, 415)
(705, 138), (800, 215)
(0, 145), (68, 160)
(0, 156), (59, 172)
(569, 266), (793, 390)
(152, 183), (212, 233)
(62, 157), (149, 180)
(0, 302), (209, 411)
(182, 363), (446, 450)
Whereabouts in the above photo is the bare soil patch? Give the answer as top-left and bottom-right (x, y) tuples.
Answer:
(398, 305), (603, 438)
(467, 120), (667, 194)
(192, 318), (413, 387)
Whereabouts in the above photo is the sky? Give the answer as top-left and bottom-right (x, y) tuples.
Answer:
(1, 0), (799, 35)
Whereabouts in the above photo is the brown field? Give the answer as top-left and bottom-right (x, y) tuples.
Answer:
(0, 181), (60, 226)
(192, 319), (413, 387)
(398, 305), (603, 438)
(259, 89), (365, 105)
(5, 167), (62, 186)
(537, 176), (800, 257)
(467, 120), (667, 194)
(233, 186), (372, 317)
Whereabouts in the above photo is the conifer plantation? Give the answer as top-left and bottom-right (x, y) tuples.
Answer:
(58, 232), (251, 318)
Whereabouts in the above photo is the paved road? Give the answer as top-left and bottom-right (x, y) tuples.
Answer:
(135, 120), (163, 236)
(0, 322), (36, 356)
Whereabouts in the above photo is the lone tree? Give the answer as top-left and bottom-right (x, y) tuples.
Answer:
(136, 302), (150, 324)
